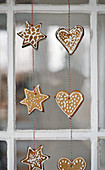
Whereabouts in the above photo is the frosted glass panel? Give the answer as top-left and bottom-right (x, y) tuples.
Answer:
(0, 141), (7, 170)
(0, 14), (8, 131)
(98, 15), (105, 129)
(17, 140), (91, 170)
(16, 0), (89, 4)
(16, 13), (90, 129)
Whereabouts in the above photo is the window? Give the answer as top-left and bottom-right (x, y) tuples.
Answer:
(0, 0), (104, 169)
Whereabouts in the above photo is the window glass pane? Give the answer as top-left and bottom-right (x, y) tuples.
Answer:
(16, 0), (89, 4)
(17, 140), (91, 170)
(15, 13), (90, 129)
(98, 15), (105, 129)
(0, 141), (7, 170)
(0, 14), (7, 131)
(99, 139), (105, 170)
(98, 0), (105, 4)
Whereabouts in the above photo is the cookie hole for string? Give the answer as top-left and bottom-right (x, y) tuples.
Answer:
(68, 95), (70, 99)
(71, 164), (73, 168)
(29, 25), (33, 29)
(33, 88), (37, 95)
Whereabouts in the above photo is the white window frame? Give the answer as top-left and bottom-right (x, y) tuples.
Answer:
(0, 0), (105, 169)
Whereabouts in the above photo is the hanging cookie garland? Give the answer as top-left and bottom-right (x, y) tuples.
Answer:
(17, 0), (50, 169)
(17, 21), (47, 49)
(56, 25), (84, 55)
(21, 145), (50, 170)
(55, 0), (86, 169)
(57, 157), (86, 170)
(55, 90), (84, 118)
(20, 85), (50, 114)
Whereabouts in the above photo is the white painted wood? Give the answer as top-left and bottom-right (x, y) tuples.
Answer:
(0, 4), (105, 13)
(0, 129), (92, 140)
(0, 4), (104, 13)
(90, 10), (98, 170)
(7, 0), (15, 169)
(0, 0), (105, 170)
(7, 138), (15, 170)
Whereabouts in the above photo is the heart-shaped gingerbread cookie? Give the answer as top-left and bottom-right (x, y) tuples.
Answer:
(57, 157), (86, 170)
(55, 90), (84, 118)
(56, 25), (84, 55)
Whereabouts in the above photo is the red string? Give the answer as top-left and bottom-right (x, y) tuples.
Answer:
(31, 0), (35, 150)
(32, 0), (33, 26)
(68, 0), (70, 32)
(70, 118), (73, 162)
(32, 48), (35, 150)
(68, 0), (73, 163)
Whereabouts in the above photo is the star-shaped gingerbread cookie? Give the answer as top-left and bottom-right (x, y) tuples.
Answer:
(17, 21), (47, 49)
(20, 85), (50, 114)
(21, 145), (50, 170)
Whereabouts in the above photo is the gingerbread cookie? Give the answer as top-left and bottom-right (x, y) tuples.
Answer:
(57, 157), (86, 170)
(17, 21), (47, 49)
(56, 25), (84, 55)
(55, 90), (84, 118)
(21, 145), (50, 170)
(20, 85), (50, 114)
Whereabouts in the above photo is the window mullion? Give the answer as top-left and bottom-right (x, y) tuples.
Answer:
(90, 10), (98, 170)
(7, 5), (15, 170)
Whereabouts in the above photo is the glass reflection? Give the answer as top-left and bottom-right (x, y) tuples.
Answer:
(99, 140), (105, 170)
(16, 0), (89, 4)
(0, 141), (7, 170)
(0, 14), (7, 131)
(16, 13), (90, 129)
(98, 0), (105, 4)
(98, 15), (105, 129)
(17, 140), (91, 170)
(0, 0), (6, 3)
